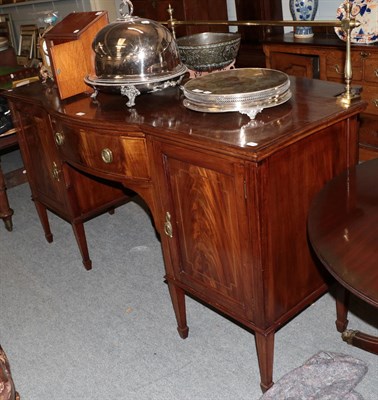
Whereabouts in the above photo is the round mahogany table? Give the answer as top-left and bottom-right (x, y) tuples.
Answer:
(308, 158), (378, 355)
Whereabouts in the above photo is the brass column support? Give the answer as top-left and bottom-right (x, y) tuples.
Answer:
(338, 1), (361, 106)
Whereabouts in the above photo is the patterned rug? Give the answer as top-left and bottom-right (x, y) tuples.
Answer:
(260, 351), (368, 399)
(0, 345), (19, 400)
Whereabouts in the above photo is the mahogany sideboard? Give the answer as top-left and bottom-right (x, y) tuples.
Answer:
(263, 34), (378, 161)
(2, 77), (366, 391)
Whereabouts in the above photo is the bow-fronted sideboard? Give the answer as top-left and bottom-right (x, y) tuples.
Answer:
(3, 77), (366, 391)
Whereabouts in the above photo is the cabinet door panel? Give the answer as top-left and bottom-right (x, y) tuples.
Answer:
(132, 0), (228, 34)
(362, 53), (378, 84)
(157, 144), (255, 320)
(270, 52), (319, 78)
(132, 1), (184, 21)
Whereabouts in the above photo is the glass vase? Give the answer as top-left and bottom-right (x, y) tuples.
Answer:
(289, 0), (319, 38)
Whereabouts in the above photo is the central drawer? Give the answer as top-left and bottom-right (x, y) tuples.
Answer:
(52, 121), (150, 180)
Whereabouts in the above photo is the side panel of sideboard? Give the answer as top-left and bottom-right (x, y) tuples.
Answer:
(258, 118), (359, 325)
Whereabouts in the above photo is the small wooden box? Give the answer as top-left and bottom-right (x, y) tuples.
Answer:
(45, 11), (108, 99)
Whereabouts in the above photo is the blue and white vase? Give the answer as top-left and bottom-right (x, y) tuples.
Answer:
(290, 0), (319, 38)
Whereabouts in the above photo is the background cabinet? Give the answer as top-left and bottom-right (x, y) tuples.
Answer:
(133, 0), (284, 66)
(263, 34), (378, 161)
(235, 0), (283, 67)
(132, 0), (229, 36)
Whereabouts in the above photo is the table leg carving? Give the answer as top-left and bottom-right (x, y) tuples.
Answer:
(335, 285), (349, 332)
(255, 331), (275, 392)
(167, 281), (189, 339)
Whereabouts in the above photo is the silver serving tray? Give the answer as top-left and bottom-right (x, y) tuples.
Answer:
(182, 68), (291, 119)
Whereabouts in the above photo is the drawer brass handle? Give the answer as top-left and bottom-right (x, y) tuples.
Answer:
(54, 131), (65, 146)
(373, 99), (378, 108)
(101, 148), (113, 163)
(51, 162), (60, 181)
(360, 51), (370, 59)
(375, 69), (378, 78)
(164, 211), (173, 238)
(333, 64), (343, 75)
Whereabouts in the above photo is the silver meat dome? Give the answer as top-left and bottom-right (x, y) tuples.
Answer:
(86, 0), (187, 106)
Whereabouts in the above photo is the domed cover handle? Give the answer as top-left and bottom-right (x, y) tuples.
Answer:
(119, 0), (134, 19)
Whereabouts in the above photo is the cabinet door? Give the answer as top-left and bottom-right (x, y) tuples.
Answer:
(9, 101), (66, 210)
(132, 1), (185, 21)
(269, 52), (319, 78)
(154, 142), (255, 321)
(361, 51), (378, 85)
(132, 0), (228, 35)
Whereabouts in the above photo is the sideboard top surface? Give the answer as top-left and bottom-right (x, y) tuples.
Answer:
(3, 77), (366, 161)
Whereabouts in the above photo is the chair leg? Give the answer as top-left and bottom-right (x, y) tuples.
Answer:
(0, 157), (13, 231)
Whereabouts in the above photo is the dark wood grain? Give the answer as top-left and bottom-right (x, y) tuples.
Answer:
(308, 159), (378, 307)
(2, 76), (366, 391)
(6, 94), (133, 270)
(308, 158), (378, 354)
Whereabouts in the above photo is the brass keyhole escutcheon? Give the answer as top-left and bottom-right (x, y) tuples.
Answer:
(101, 148), (113, 163)
(164, 211), (173, 238)
(51, 162), (60, 181)
(54, 131), (65, 146)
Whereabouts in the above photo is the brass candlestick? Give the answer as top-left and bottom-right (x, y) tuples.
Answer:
(166, 2), (360, 106)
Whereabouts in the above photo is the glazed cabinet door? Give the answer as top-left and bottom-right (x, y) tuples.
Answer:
(153, 141), (256, 322)
(131, 1), (185, 22)
(132, 0), (229, 35)
(8, 100), (66, 211)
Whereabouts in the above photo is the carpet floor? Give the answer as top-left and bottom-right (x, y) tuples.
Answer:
(0, 149), (377, 400)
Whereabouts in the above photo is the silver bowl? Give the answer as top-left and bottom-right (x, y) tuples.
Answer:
(176, 32), (241, 72)
(87, 0), (187, 107)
